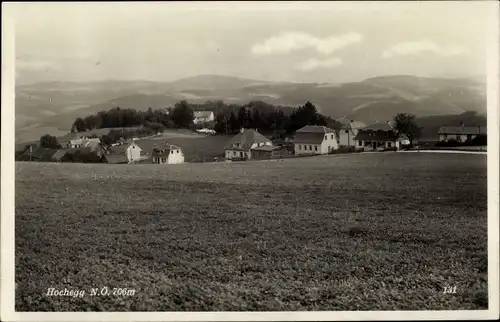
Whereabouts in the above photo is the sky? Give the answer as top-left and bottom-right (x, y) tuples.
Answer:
(10, 1), (496, 84)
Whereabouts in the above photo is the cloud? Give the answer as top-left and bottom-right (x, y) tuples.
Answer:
(252, 32), (363, 55)
(297, 57), (343, 71)
(382, 40), (469, 58)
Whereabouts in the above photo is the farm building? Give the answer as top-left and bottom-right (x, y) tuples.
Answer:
(338, 120), (366, 148)
(224, 128), (273, 160)
(353, 121), (402, 151)
(67, 137), (100, 149)
(437, 123), (486, 143)
(293, 125), (339, 156)
(151, 145), (185, 164)
(16, 145), (58, 162)
(193, 111), (215, 124)
(250, 145), (293, 160)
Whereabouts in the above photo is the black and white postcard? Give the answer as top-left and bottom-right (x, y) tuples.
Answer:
(1, 1), (499, 321)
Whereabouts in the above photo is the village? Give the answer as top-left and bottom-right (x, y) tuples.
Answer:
(15, 108), (487, 165)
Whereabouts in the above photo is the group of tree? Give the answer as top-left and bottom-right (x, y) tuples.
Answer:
(39, 134), (62, 149)
(70, 99), (343, 139)
(212, 101), (342, 137)
(71, 101), (191, 133)
(392, 113), (423, 148)
(99, 127), (158, 146)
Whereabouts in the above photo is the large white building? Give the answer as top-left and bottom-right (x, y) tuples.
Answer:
(293, 125), (339, 155)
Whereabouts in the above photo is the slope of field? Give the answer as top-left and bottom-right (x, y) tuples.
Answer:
(15, 153), (487, 311)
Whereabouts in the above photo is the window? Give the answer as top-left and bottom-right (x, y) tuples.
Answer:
(171, 150), (174, 154)
(233, 151), (237, 156)
(177, 150), (179, 153)
(325, 135), (327, 140)
(388, 142), (392, 147)
(345, 130), (348, 134)
(456, 135), (461, 140)
(358, 141), (362, 147)
(467, 134), (472, 140)
(240, 152), (243, 157)
(314, 146), (318, 151)
(309, 145), (312, 150)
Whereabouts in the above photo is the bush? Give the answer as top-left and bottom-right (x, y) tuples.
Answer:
(435, 139), (460, 147)
(465, 135), (487, 146)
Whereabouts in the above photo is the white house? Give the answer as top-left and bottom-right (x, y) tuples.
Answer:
(193, 111), (215, 124)
(152, 145), (185, 164)
(338, 120), (366, 148)
(437, 123), (486, 143)
(294, 125), (339, 156)
(125, 141), (150, 163)
(224, 128), (273, 160)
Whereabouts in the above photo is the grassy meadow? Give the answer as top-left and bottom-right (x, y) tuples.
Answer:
(15, 152), (488, 311)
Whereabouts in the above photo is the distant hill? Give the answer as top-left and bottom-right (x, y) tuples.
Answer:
(15, 74), (486, 143)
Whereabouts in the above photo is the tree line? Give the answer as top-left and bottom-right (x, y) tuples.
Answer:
(70, 100), (342, 139)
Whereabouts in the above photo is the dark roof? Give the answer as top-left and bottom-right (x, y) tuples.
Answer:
(104, 154), (129, 164)
(294, 132), (328, 144)
(437, 126), (487, 135)
(225, 129), (272, 150)
(17, 146), (58, 161)
(354, 130), (399, 142)
(296, 125), (335, 134)
(151, 145), (182, 157)
(362, 122), (394, 131)
(250, 145), (284, 152)
(51, 150), (70, 161)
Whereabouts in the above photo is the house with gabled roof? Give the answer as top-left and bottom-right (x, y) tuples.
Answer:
(353, 121), (402, 151)
(151, 144), (185, 164)
(224, 128), (273, 160)
(16, 145), (58, 162)
(338, 120), (366, 148)
(437, 123), (486, 143)
(293, 125), (339, 156)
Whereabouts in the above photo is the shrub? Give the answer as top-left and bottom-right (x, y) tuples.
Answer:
(466, 134), (487, 146)
(435, 139), (460, 147)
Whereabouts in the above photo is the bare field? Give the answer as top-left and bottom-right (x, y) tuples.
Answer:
(15, 153), (488, 311)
